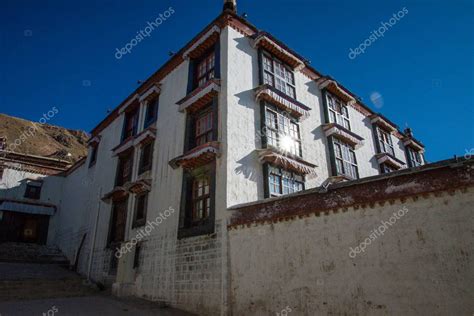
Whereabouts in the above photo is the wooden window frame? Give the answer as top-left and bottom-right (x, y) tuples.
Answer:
(263, 103), (302, 157)
(195, 50), (215, 88)
(262, 52), (296, 99)
(194, 107), (214, 147)
(107, 198), (128, 246)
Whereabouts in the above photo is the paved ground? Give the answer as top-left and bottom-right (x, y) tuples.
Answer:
(0, 262), (195, 316)
(0, 295), (195, 316)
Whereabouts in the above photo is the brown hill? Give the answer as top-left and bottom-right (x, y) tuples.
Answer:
(0, 113), (88, 163)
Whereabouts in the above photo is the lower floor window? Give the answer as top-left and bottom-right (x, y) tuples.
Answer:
(333, 138), (358, 179)
(178, 164), (215, 238)
(133, 193), (148, 227)
(192, 175), (210, 223)
(407, 147), (423, 167)
(109, 199), (128, 244)
(268, 165), (304, 196)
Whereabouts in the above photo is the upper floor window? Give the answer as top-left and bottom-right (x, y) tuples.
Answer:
(327, 94), (350, 130)
(195, 107), (213, 147)
(24, 181), (42, 200)
(264, 105), (301, 157)
(377, 127), (395, 156)
(89, 143), (99, 167)
(144, 97), (159, 129)
(262, 53), (296, 99)
(122, 108), (139, 141)
(139, 141), (154, 174)
(195, 51), (215, 88)
(407, 147), (423, 167)
(333, 138), (358, 179)
(115, 150), (133, 187)
(268, 165), (304, 196)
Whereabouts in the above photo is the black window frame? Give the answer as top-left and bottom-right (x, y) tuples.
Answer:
(88, 143), (99, 168)
(330, 137), (359, 180)
(121, 107), (140, 142)
(144, 97), (159, 129)
(261, 51), (296, 99)
(115, 149), (134, 187)
(264, 164), (304, 198)
(380, 163), (396, 174)
(24, 181), (42, 200)
(326, 93), (351, 130)
(406, 146), (423, 168)
(183, 97), (218, 153)
(375, 126), (395, 156)
(178, 163), (216, 239)
(133, 192), (148, 228)
(194, 49), (216, 89)
(138, 141), (154, 174)
(262, 103), (302, 157)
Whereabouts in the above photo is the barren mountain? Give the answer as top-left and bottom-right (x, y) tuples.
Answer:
(0, 113), (88, 163)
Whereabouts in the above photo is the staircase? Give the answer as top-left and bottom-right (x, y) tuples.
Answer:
(0, 242), (69, 264)
(0, 243), (101, 301)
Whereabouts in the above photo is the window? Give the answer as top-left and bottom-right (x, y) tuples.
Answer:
(264, 106), (301, 157)
(179, 165), (215, 238)
(192, 175), (211, 223)
(195, 107), (213, 147)
(407, 147), (423, 167)
(115, 150), (133, 186)
(327, 94), (350, 130)
(122, 108), (139, 141)
(139, 142), (154, 174)
(377, 127), (395, 156)
(109, 199), (127, 244)
(333, 138), (358, 179)
(89, 143), (99, 167)
(267, 166), (304, 196)
(262, 53), (296, 99)
(381, 163), (395, 174)
(24, 181), (42, 199)
(133, 193), (148, 227)
(144, 97), (159, 129)
(133, 243), (141, 269)
(0, 167), (4, 181)
(195, 51), (215, 88)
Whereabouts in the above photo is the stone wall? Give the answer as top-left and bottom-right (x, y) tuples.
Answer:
(228, 159), (474, 315)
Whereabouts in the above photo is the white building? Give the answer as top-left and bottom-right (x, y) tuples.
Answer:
(1, 1), (443, 315)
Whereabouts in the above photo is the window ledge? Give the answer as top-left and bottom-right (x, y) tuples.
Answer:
(323, 123), (364, 149)
(255, 84), (310, 119)
(182, 25), (220, 60)
(169, 141), (220, 170)
(252, 32), (305, 71)
(113, 127), (156, 156)
(177, 79), (220, 113)
(256, 147), (317, 176)
(403, 137), (425, 153)
(376, 152), (405, 170)
(317, 77), (355, 105)
(101, 186), (129, 203)
(370, 114), (398, 133)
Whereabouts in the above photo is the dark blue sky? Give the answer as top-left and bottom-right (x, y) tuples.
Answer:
(1, 0), (473, 162)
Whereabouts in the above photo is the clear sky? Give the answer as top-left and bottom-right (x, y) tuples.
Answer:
(1, 0), (473, 162)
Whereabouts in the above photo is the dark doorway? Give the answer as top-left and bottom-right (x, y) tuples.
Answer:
(0, 211), (50, 244)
